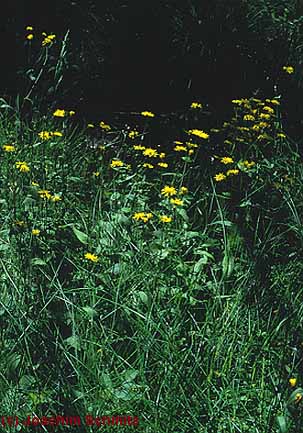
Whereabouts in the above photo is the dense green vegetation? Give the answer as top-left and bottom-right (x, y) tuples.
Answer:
(0, 2), (303, 432)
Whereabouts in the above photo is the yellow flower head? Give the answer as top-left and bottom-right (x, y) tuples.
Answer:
(243, 115), (255, 121)
(170, 198), (183, 206)
(161, 185), (177, 198)
(69, 110), (75, 116)
(27, 34), (34, 40)
(158, 162), (168, 168)
(214, 173), (226, 182)
(187, 129), (209, 139)
(174, 145), (187, 152)
(226, 169), (239, 176)
(241, 160), (255, 169)
(263, 106), (274, 114)
(159, 152), (166, 159)
(93, 171), (100, 177)
(221, 157), (234, 165)
(143, 163), (154, 169)
(87, 123), (95, 128)
(190, 102), (202, 109)
(32, 229), (40, 236)
(26, 26), (33, 31)
(132, 212), (153, 223)
(42, 34), (56, 46)
(51, 195), (62, 202)
(99, 121), (111, 131)
(133, 145), (146, 151)
(143, 148), (158, 158)
(159, 215), (172, 223)
(295, 393), (302, 403)
(38, 189), (52, 200)
(110, 160), (124, 168)
(179, 186), (188, 195)
(15, 161), (30, 172)
(53, 109), (65, 117)
(3, 145), (15, 152)
(84, 252), (99, 263)
(38, 131), (52, 140)
(128, 130), (140, 139)
(141, 111), (155, 117)
(283, 65), (294, 74)
(289, 378), (297, 387)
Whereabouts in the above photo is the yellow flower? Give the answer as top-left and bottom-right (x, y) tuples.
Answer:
(15, 161), (30, 172)
(159, 215), (172, 223)
(133, 145), (146, 151)
(179, 186), (188, 195)
(143, 163), (154, 169)
(110, 160), (124, 168)
(52, 131), (63, 137)
(3, 145), (15, 152)
(141, 111), (155, 117)
(32, 229), (40, 236)
(258, 122), (268, 128)
(186, 141), (199, 148)
(243, 115), (255, 121)
(143, 148), (158, 157)
(226, 169), (239, 176)
(31, 181), (39, 187)
(159, 152), (166, 159)
(93, 171), (100, 177)
(174, 140), (184, 145)
(51, 195), (62, 202)
(38, 131), (51, 140)
(289, 378), (297, 387)
(69, 110), (75, 116)
(188, 149), (194, 155)
(241, 160), (255, 169)
(84, 252), (99, 263)
(214, 173), (226, 182)
(295, 393), (302, 403)
(99, 121), (111, 131)
(26, 26), (33, 31)
(157, 162), (168, 168)
(174, 145), (187, 152)
(128, 130), (140, 139)
(161, 185), (177, 197)
(132, 212), (153, 223)
(170, 198), (183, 206)
(190, 102), (202, 109)
(283, 65), (294, 74)
(38, 189), (52, 200)
(277, 133), (286, 138)
(53, 109), (65, 117)
(42, 34), (56, 46)
(270, 99), (280, 105)
(221, 157), (234, 165)
(263, 106), (274, 114)
(259, 113), (270, 120)
(87, 123), (95, 128)
(27, 34), (34, 40)
(187, 129), (209, 139)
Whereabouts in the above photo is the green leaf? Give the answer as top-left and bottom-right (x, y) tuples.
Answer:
(82, 306), (98, 319)
(137, 291), (148, 304)
(72, 226), (88, 244)
(276, 415), (289, 433)
(31, 258), (47, 266)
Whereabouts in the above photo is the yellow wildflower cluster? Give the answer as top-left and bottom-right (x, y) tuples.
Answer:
(190, 102), (203, 109)
(283, 65), (294, 74)
(187, 129), (209, 140)
(128, 130), (140, 139)
(3, 145), (16, 152)
(42, 33), (56, 46)
(110, 159), (124, 168)
(132, 212), (153, 223)
(38, 131), (63, 140)
(141, 111), (155, 117)
(99, 121), (111, 131)
(38, 189), (62, 202)
(53, 109), (75, 117)
(15, 161), (30, 172)
(84, 252), (99, 263)
(159, 215), (172, 223)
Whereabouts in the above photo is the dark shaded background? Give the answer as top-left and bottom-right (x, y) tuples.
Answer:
(1, 0), (303, 137)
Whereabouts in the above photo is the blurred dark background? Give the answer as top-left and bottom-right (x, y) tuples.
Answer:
(1, 0), (303, 136)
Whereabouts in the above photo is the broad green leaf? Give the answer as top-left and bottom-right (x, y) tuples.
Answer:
(72, 226), (88, 244)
